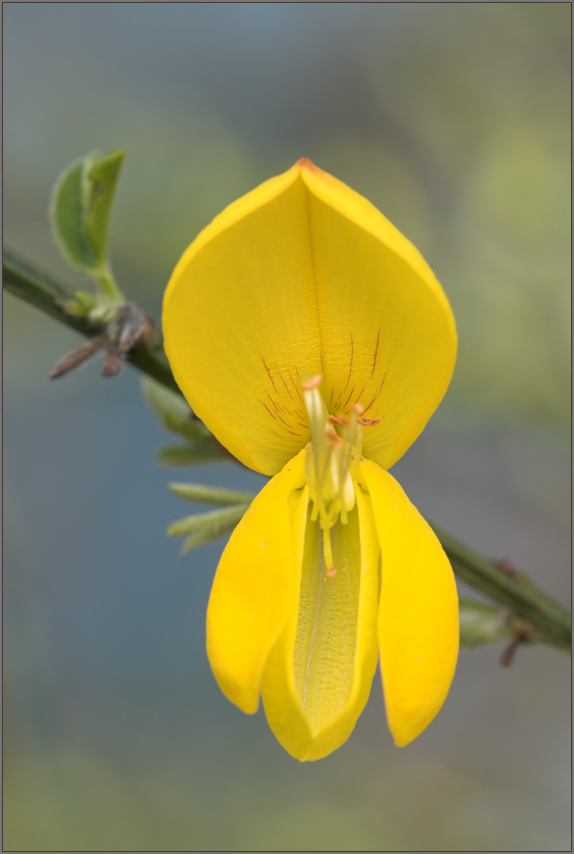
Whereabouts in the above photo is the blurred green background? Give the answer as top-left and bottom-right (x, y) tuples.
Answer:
(3, 4), (570, 851)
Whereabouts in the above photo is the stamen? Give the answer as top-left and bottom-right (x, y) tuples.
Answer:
(323, 526), (334, 570)
(328, 414), (350, 428)
(325, 424), (343, 449)
(301, 376), (370, 534)
(302, 377), (330, 518)
(342, 470), (355, 511)
(336, 407), (354, 501)
(305, 443), (319, 521)
(325, 565), (337, 579)
(301, 374), (323, 390)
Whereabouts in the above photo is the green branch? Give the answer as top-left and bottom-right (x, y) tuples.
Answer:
(430, 524), (570, 651)
(3, 245), (179, 393)
(3, 244), (571, 653)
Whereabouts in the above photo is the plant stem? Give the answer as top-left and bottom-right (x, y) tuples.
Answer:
(3, 244), (571, 653)
(96, 267), (125, 302)
(430, 524), (571, 651)
(3, 245), (179, 393)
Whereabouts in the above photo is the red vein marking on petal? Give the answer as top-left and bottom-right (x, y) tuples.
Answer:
(270, 429), (283, 438)
(261, 401), (277, 420)
(270, 404), (296, 430)
(371, 328), (381, 380)
(342, 385), (355, 410)
(261, 356), (277, 393)
(362, 373), (386, 416)
(297, 422), (309, 430)
(277, 367), (293, 399)
(286, 429), (302, 437)
(343, 335), (354, 394)
(267, 392), (287, 416)
(330, 387), (334, 405)
(288, 369), (304, 404)
(343, 391), (365, 416)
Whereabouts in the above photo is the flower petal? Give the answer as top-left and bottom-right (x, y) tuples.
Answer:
(163, 159), (456, 475)
(163, 163), (320, 474)
(206, 449), (306, 714)
(260, 482), (380, 760)
(300, 163), (457, 469)
(360, 460), (459, 746)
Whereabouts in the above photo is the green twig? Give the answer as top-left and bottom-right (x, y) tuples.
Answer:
(3, 245), (179, 393)
(430, 524), (571, 652)
(3, 244), (571, 653)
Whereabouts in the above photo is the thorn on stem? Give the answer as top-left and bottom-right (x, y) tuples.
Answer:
(495, 558), (519, 579)
(49, 303), (159, 381)
(115, 304), (149, 352)
(101, 344), (126, 377)
(498, 611), (534, 667)
(499, 636), (521, 668)
(49, 336), (106, 378)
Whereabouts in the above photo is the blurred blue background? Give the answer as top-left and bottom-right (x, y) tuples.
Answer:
(3, 4), (570, 850)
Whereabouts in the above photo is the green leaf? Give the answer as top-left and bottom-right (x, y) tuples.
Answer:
(163, 411), (214, 442)
(167, 504), (249, 553)
(167, 504), (248, 537)
(74, 291), (97, 310)
(142, 377), (213, 441)
(59, 290), (98, 317)
(181, 527), (235, 554)
(143, 375), (190, 418)
(158, 443), (226, 466)
(144, 380), (236, 467)
(459, 600), (515, 648)
(83, 150), (125, 268)
(49, 149), (125, 274)
(169, 482), (256, 506)
(50, 157), (97, 272)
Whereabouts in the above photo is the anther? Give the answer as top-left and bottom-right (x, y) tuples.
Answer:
(325, 565), (337, 579)
(302, 374), (323, 390)
(329, 413), (351, 428)
(351, 402), (364, 415)
(325, 424), (343, 449)
(358, 416), (382, 426)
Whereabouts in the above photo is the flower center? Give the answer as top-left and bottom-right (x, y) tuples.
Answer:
(301, 374), (380, 572)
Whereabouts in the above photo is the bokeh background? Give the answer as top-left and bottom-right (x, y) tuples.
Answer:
(3, 4), (571, 851)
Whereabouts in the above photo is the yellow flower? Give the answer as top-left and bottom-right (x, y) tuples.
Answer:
(163, 159), (459, 760)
